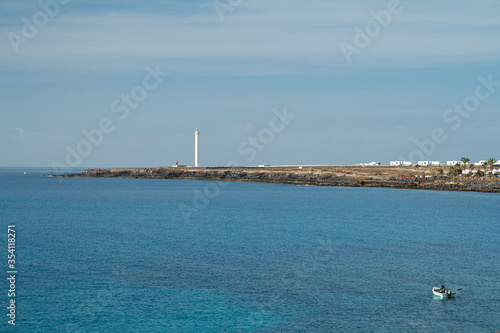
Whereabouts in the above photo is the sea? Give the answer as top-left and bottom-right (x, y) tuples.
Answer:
(1, 167), (499, 332)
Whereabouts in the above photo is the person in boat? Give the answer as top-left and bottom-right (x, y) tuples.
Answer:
(439, 285), (446, 292)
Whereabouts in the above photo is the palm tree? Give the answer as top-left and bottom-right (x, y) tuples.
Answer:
(447, 164), (462, 179)
(482, 161), (488, 174)
(475, 170), (485, 178)
(468, 164), (475, 177)
(460, 157), (470, 172)
(486, 157), (496, 177)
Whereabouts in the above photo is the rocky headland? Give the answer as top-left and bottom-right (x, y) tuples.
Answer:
(59, 166), (500, 193)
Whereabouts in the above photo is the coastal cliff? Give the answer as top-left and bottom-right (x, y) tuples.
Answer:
(59, 166), (500, 193)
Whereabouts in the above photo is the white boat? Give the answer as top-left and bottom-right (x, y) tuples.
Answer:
(432, 287), (455, 298)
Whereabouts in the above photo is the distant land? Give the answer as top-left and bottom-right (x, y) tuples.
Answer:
(59, 166), (500, 193)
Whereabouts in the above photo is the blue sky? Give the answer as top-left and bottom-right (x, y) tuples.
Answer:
(1, 0), (499, 168)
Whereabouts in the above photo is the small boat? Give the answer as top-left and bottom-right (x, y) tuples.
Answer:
(432, 286), (455, 298)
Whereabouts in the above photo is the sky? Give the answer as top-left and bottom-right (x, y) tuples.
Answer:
(1, 0), (499, 168)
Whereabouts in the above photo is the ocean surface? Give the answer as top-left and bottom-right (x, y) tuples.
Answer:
(1, 167), (499, 332)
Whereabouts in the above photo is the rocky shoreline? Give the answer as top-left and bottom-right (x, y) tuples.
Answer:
(58, 166), (500, 193)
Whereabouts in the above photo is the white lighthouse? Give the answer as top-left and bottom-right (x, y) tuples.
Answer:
(194, 128), (200, 167)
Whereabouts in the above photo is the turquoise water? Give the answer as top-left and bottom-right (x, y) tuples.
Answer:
(1, 167), (499, 332)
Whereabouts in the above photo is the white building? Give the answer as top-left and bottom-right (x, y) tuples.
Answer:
(359, 161), (381, 166)
(447, 161), (461, 166)
(473, 160), (500, 166)
(172, 161), (187, 168)
(417, 161), (441, 167)
(389, 161), (412, 167)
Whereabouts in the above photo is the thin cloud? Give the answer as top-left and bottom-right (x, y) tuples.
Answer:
(1, 1), (499, 73)
(12, 127), (73, 142)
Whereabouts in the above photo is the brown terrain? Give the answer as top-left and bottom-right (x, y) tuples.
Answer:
(60, 165), (500, 193)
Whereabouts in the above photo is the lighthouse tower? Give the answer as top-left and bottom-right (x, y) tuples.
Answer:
(194, 128), (200, 167)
